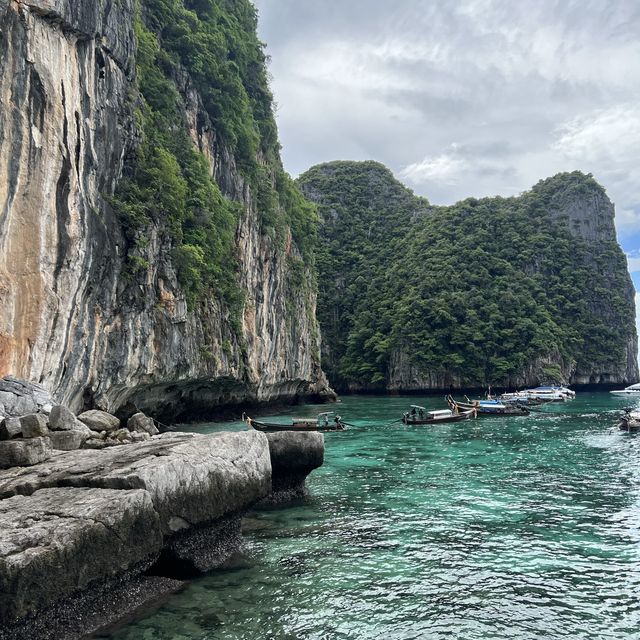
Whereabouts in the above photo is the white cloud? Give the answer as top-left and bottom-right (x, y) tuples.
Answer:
(553, 105), (640, 164)
(400, 145), (468, 185)
(256, 0), (640, 247)
(627, 252), (640, 274)
(552, 105), (640, 239)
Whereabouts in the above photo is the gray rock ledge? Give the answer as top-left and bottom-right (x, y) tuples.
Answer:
(0, 428), (325, 638)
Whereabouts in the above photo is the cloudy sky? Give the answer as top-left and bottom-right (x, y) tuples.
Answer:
(254, 0), (640, 331)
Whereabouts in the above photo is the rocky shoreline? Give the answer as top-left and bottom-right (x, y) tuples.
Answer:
(0, 379), (324, 639)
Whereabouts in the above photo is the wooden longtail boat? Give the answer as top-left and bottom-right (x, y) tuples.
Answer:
(447, 395), (530, 416)
(401, 404), (476, 425)
(243, 412), (347, 432)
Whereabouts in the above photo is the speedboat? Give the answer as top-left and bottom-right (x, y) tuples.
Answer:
(610, 383), (640, 395)
(502, 386), (574, 403)
(526, 386), (575, 400)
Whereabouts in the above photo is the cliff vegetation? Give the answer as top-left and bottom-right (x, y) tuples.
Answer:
(113, 0), (318, 314)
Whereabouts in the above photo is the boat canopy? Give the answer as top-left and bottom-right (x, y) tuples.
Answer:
(409, 405), (427, 411)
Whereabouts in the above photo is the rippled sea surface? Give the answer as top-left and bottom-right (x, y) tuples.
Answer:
(103, 393), (640, 640)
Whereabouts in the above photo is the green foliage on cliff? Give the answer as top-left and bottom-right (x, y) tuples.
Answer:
(112, 0), (317, 315)
(298, 164), (635, 389)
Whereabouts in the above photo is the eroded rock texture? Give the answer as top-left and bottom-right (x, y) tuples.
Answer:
(0, 0), (331, 420)
(0, 430), (276, 634)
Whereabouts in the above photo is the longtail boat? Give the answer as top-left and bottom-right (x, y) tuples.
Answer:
(401, 404), (476, 425)
(243, 412), (346, 432)
(447, 395), (529, 416)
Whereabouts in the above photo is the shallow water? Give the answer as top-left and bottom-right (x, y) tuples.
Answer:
(102, 393), (640, 639)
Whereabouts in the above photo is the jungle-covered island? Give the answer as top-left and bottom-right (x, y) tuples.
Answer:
(299, 163), (638, 392)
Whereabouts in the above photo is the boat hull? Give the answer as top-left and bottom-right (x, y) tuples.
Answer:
(245, 417), (346, 432)
(448, 396), (529, 416)
(402, 408), (476, 425)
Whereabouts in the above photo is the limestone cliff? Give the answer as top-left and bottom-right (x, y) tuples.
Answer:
(0, 0), (331, 418)
(299, 162), (638, 391)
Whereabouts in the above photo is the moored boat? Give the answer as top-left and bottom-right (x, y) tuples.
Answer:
(401, 404), (476, 425)
(610, 383), (640, 396)
(618, 408), (640, 432)
(447, 395), (529, 416)
(499, 393), (548, 406)
(499, 386), (574, 404)
(244, 412), (346, 432)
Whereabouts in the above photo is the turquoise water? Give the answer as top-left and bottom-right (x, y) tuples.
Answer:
(103, 393), (640, 639)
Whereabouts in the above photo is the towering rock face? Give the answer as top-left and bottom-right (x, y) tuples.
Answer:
(0, 0), (331, 418)
(299, 162), (638, 391)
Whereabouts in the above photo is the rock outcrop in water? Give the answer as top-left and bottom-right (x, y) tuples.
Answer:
(0, 0), (332, 420)
(0, 428), (324, 639)
(299, 162), (638, 391)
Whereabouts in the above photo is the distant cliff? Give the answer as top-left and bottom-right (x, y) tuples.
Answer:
(0, 0), (331, 419)
(298, 162), (638, 391)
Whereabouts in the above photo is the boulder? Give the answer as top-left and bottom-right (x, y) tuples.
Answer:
(131, 432), (151, 443)
(264, 431), (325, 500)
(78, 410), (121, 432)
(127, 412), (159, 436)
(19, 414), (49, 438)
(266, 431), (324, 476)
(49, 405), (91, 434)
(0, 487), (162, 625)
(50, 430), (85, 451)
(0, 417), (22, 441)
(113, 428), (132, 443)
(0, 437), (51, 469)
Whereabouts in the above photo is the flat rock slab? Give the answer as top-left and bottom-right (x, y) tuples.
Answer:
(0, 486), (161, 625)
(0, 431), (272, 533)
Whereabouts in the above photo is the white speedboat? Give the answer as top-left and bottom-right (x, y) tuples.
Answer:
(502, 386), (575, 403)
(526, 386), (575, 399)
(610, 383), (640, 395)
